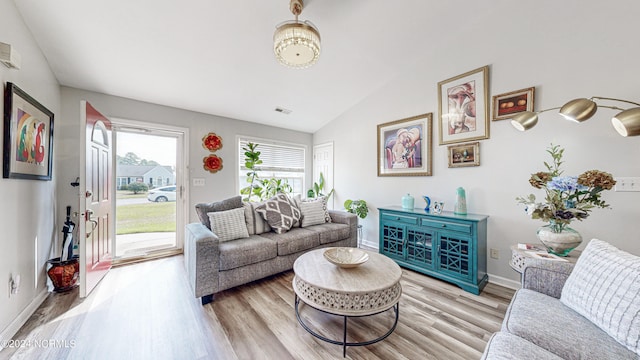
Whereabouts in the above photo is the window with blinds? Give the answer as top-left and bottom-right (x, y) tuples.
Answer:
(238, 138), (306, 197)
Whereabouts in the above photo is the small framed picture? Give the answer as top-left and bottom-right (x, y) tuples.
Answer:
(447, 142), (480, 168)
(438, 65), (490, 145)
(377, 113), (432, 176)
(492, 87), (535, 121)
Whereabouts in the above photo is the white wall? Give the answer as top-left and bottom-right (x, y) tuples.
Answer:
(0, 0), (61, 341)
(58, 87), (313, 227)
(313, 1), (640, 287)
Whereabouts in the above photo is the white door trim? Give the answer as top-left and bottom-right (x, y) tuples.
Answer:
(109, 117), (189, 254)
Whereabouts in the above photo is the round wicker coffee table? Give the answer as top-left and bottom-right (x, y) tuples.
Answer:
(293, 248), (402, 357)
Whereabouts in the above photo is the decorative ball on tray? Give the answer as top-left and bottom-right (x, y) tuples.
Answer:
(323, 247), (369, 268)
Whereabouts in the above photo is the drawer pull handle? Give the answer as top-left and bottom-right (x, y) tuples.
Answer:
(441, 224), (446, 228)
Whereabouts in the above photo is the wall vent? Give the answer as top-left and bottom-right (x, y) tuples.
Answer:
(274, 107), (292, 115)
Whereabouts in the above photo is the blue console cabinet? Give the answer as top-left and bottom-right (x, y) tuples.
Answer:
(378, 206), (488, 295)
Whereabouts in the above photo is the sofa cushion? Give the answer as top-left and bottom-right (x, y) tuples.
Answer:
(259, 228), (320, 256)
(207, 208), (250, 242)
(481, 332), (563, 360)
(503, 289), (637, 360)
(298, 197), (331, 227)
(303, 223), (351, 245)
(195, 195), (243, 230)
(219, 235), (277, 271)
(255, 193), (301, 234)
(244, 201), (271, 235)
(560, 239), (640, 355)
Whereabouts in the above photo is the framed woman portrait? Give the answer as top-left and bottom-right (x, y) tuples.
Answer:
(438, 65), (490, 145)
(377, 113), (432, 177)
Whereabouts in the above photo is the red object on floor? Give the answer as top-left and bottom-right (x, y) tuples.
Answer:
(47, 257), (79, 292)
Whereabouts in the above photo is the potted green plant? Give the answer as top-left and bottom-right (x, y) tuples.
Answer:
(240, 142), (293, 201)
(344, 199), (368, 246)
(344, 199), (368, 219)
(307, 172), (334, 199)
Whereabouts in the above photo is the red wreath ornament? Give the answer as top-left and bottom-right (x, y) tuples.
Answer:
(203, 154), (223, 173)
(202, 132), (223, 151)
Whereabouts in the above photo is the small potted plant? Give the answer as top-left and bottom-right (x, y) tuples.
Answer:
(344, 199), (368, 246)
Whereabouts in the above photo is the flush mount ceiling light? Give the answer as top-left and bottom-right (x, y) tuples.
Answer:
(274, 0), (321, 69)
(511, 96), (640, 137)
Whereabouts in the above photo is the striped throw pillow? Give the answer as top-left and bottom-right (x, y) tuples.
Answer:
(299, 197), (331, 227)
(560, 239), (640, 355)
(207, 207), (250, 242)
(244, 201), (271, 235)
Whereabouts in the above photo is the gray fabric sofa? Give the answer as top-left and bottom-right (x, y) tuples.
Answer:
(185, 196), (358, 305)
(482, 240), (639, 359)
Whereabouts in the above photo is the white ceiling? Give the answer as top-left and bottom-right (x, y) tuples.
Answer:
(13, 0), (493, 133)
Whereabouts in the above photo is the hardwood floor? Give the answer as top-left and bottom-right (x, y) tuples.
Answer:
(2, 256), (514, 360)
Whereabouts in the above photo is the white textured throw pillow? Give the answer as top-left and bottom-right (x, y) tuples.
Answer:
(560, 239), (640, 355)
(299, 197), (331, 227)
(207, 207), (250, 242)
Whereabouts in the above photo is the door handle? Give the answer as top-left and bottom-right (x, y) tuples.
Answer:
(86, 219), (98, 238)
(85, 190), (92, 198)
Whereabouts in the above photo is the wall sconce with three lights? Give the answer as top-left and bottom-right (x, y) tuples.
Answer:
(511, 96), (640, 137)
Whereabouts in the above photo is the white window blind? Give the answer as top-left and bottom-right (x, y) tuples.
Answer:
(239, 139), (305, 172)
(238, 137), (306, 196)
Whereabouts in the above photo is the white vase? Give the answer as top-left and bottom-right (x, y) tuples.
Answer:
(536, 224), (582, 257)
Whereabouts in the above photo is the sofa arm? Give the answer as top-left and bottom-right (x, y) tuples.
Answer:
(522, 261), (575, 299)
(328, 210), (358, 247)
(184, 223), (220, 299)
(329, 210), (357, 227)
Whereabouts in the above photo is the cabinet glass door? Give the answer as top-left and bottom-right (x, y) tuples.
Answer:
(437, 234), (472, 279)
(406, 227), (434, 268)
(381, 223), (404, 259)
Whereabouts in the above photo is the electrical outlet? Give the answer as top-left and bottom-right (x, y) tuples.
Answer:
(193, 178), (205, 187)
(9, 274), (20, 297)
(11, 274), (20, 295)
(615, 177), (640, 192)
(490, 248), (500, 259)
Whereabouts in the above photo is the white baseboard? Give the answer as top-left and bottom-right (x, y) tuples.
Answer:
(0, 289), (49, 349)
(360, 239), (378, 249)
(488, 274), (521, 290)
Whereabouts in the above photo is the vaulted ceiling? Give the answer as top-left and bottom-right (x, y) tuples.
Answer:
(14, 1), (502, 132)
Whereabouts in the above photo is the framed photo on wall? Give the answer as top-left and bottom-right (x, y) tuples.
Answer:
(492, 87), (535, 121)
(438, 66), (490, 145)
(447, 141), (480, 168)
(377, 113), (432, 176)
(3, 82), (54, 180)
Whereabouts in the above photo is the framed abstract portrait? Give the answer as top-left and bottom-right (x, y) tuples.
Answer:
(3, 82), (54, 180)
(438, 66), (490, 145)
(377, 113), (432, 176)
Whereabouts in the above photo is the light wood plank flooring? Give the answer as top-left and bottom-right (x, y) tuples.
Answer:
(2, 255), (514, 360)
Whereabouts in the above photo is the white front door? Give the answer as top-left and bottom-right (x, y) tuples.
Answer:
(79, 101), (113, 297)
(313, 142), (334, 208)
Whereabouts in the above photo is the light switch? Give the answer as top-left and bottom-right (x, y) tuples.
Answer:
(615, 177), (640, 192)
(193, 178), (205, 187)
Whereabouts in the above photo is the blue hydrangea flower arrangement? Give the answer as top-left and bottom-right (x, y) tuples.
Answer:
(516, 144), (616, 233)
